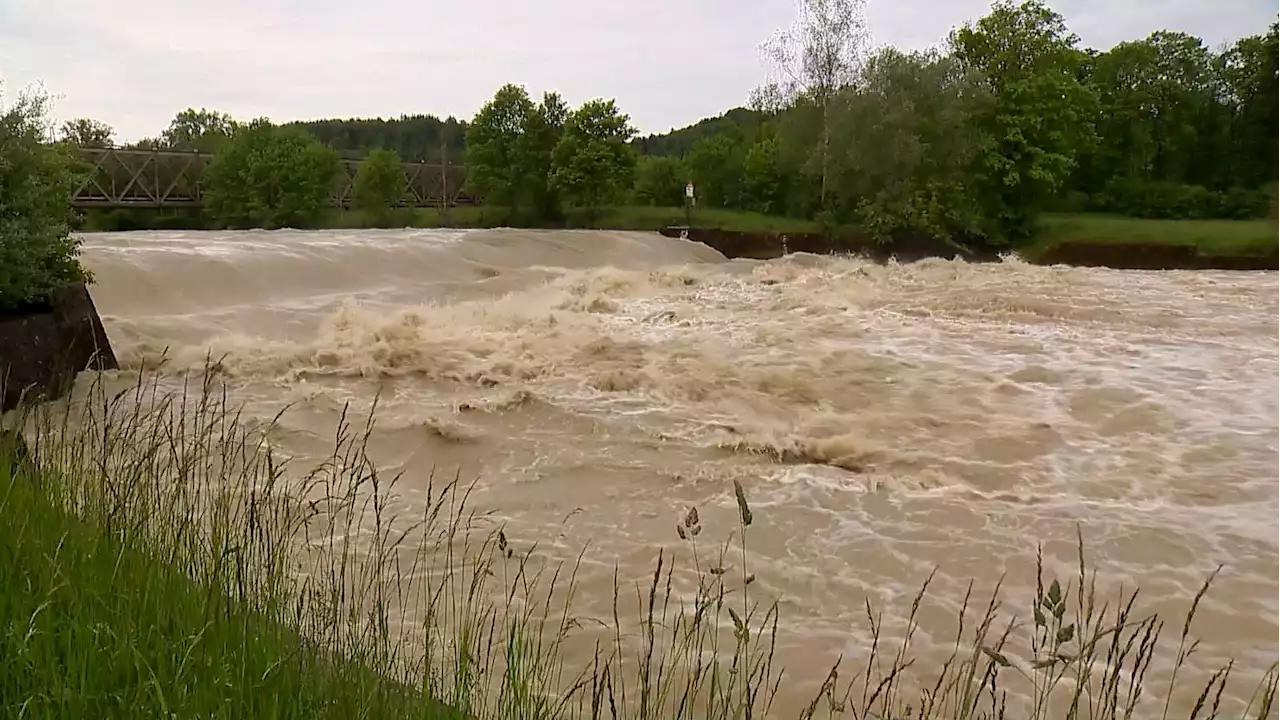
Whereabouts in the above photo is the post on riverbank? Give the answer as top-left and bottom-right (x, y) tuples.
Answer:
(684, 181), (695, 229)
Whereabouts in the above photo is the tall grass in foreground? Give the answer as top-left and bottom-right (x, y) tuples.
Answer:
(1, 364), (1276, 719)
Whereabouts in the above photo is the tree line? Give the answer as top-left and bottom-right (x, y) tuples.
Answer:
(629, 1), (1277, 244)
(455, 0), (1277, 244)
(54, 0), (1280, 244)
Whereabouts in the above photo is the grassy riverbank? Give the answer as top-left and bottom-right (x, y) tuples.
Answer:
(1032, 213), (1278, 258)
(3, 370), (1277, 719)
(0, 392), (458, 718)
(0, 457), (457, 718)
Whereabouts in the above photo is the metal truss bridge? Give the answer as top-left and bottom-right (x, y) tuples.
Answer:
(70, 147), (473, 209)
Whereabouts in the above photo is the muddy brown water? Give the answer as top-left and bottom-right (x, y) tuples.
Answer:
(76, 228), (1278, 715)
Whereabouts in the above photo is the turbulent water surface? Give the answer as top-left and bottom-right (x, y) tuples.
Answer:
(78, 228), (1278, 713)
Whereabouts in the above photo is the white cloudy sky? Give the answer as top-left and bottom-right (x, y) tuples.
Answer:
(1, 0), (1274, 142)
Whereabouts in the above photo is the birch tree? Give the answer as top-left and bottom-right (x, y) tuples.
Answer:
(753, 0), (870, 208)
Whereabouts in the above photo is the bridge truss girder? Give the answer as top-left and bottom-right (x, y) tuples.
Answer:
(71, 147), (474, 209)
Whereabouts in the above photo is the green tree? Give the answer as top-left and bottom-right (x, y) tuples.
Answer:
(204, 119), (340, 229)
(464, 85), (569, 222)
(951, 0), (1098, 242)
(1269, 183), (1280, 242)
(1077, 40), (1160, 188)
(739, 133), (786, 214)
(634, 17), (1276, 228)
(632, 155), (688, 206)
(0, 87), (91, 311)
(1219, 23), (1278, 189)
(756, 0), (870, 208)
(632, 108), (763, 157)
(684, 133), (746, 208)
(550, 99), (636, 223)
(1086, 31), (1225, 189)
(162, 108), (237, 152)
(825, 48), (989, 242)
(769, 102), (825, 218)
(464, 84), (536, 216)
(521, 92), (569, 221)
(58, 118), (114, 147)
(1142, 31), (1225, 186)
(353, 148), (405, 224)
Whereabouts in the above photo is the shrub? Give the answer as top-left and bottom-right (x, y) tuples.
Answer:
(0, 87), (92, 312)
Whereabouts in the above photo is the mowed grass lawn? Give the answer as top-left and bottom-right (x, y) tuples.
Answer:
(1035, 213), (1279, 256)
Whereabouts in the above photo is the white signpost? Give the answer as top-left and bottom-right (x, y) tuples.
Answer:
(683, 182), (695, 235)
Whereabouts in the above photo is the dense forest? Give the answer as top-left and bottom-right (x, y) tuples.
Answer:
(284, 115), (467, 163)
(58, 0), (1278, 245)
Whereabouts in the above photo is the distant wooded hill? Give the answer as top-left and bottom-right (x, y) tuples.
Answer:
(630, 108), (764, 157)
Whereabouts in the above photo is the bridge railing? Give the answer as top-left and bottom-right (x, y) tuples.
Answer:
(71, 147), (474, 209)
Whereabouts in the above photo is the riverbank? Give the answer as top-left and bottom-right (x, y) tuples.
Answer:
(1034, 213), (1278, 257)
(1028, 213), (1279, 269)
(0, 416), (460, 719)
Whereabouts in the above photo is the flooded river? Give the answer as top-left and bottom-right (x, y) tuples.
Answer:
(77, 228), (1279, 715)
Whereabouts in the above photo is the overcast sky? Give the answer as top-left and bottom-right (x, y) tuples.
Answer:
(1, 0), (1274, 143)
